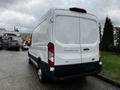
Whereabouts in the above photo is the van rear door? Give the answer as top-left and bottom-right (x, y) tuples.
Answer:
(54, 15), (81, 65)
(80, 18), (100, 63)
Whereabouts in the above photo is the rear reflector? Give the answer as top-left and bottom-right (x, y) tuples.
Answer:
(48, 42), (54, 67)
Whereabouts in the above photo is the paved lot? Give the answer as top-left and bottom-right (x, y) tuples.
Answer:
(0, 50), (119, 90)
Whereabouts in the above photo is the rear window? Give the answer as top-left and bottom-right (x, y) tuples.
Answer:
(55, 15), (80, 44)
(55, 15), (98, 44)
(80, 18), (98, 44)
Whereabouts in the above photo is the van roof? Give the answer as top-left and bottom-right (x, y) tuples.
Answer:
(50, 8), (98, 20)
(33, 8), (98, 32)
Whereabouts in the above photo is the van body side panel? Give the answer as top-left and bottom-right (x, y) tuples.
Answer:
(29, 17), (50, 63)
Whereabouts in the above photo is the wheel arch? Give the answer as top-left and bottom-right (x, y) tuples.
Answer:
(38, 57), (42, 64)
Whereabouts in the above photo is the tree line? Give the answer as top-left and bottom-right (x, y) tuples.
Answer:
(100, 17), (120, 52)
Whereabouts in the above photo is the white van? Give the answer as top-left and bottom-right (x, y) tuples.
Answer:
(28, 8), (102, 82)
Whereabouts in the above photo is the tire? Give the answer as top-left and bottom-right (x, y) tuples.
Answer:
(28, 58), (33, 64)
(37, 66), (47, 83)
(0, 47), (2, 50)
(17, 48), (20, 51)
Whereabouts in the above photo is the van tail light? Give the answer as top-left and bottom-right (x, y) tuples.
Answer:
(48, 42), (54, 67)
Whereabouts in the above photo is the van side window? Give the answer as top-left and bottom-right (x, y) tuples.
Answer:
(32, 19), (49, 44)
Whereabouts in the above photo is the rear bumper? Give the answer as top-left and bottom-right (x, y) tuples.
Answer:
(42, 61), (102, 81)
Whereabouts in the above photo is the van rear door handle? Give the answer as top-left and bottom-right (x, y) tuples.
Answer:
(83, 48), (90, 51)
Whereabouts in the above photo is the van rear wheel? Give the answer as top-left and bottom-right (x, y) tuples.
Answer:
(37, 66), (47, 83)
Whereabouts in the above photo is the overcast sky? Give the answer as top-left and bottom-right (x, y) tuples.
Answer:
(0, 0), (120, 33)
